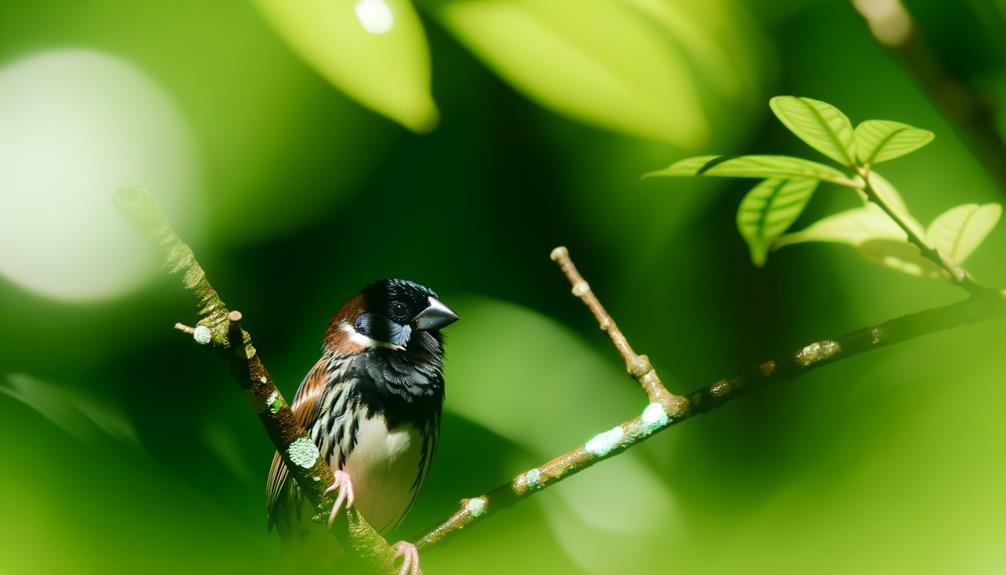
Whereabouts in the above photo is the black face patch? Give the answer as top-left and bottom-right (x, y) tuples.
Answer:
(360, 278), (438, 328)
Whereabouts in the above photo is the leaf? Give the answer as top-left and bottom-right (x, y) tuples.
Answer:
(926, 203), (1002, 264)
(736, 178), (818, 266)
(857, 239), (944, 278)
(770, 96), (855, 166)
(256, 0), (438, 132)
(774, 204), (948, 277)
(1, 374), (138, 446)
(854, 120), (934, 165)
(644, 154), (850, 183)
(422, 0), (707, 146)
(774, 203), (905, 249)
(867, 171), (927, 239)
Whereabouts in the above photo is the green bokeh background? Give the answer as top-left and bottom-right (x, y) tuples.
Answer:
(1, 1), (1004, 574)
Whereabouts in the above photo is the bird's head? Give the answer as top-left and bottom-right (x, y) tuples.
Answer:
(325, 278), (459, 355)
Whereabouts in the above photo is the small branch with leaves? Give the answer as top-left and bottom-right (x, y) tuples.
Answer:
(118, 96), (1006, 570)
(644, 95), (1002, 291)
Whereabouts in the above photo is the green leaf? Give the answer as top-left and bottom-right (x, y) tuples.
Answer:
(736, 178), (818, 266)
(769, 96), (855, 166)
(773, 204), (948, 277)
(644, 154), (850, 183)
(867, 171), (927, 239)
(856, 239), (944, 278)
(926, 203), (1003, 264)
(422, 0), (707, 146)
(1, 374), (139, 446)
(774, 203), (905, 249)
(256, 0), (438, 132)
(854, 120), (934, 165)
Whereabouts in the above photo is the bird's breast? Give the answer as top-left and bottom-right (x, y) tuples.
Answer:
(342, 412), (426, 533)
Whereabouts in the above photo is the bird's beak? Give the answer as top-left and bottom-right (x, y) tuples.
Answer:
(414, 297), (459, 330)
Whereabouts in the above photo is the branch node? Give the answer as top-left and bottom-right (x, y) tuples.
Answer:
(571, 280), (591, 296)
(629, 354), (653, 378)
(549, 246), (568, 261)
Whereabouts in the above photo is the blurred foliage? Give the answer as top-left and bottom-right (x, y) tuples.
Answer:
(1, 1), (1005, 574)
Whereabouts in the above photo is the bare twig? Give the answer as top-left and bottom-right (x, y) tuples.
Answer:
(549, 246), (675, 405)
(412, 247), (1006, 550)
(113, 188), (394, 573)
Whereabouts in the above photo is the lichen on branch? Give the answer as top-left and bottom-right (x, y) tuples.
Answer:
(113, 187), (394, 573)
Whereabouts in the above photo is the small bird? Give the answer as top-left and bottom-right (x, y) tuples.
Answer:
(266, 279), (458, 575)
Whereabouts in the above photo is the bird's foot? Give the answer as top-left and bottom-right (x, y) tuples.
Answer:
(324, 469), (355, 528)
(392, 541), (422, 575)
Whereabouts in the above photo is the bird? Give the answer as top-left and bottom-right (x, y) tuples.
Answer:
(266, 278), (458, 575)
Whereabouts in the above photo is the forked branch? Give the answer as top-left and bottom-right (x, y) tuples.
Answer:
(412, 247), (1006, 549)
(118, 188), (1006, 567)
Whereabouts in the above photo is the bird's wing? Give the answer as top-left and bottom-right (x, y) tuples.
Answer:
(266, 357), (330, 529)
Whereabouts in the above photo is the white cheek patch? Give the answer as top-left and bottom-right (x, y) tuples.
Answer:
(340, 321), (405, 351)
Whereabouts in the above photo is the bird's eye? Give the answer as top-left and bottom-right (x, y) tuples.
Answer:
(390, 301), (408, 321)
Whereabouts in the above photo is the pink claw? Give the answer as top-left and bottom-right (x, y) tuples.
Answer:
(324, 469), (355, 528)
(392, 541), (422, 575)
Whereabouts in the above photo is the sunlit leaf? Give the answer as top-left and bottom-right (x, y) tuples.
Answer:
(857, 239), (944, 278)
(625, 0), (762, 100)
(736, 178), (818, 266)
(926, 203), (1003, 264)
(644, 154), (849, 183)
(423, 0), (707, 145)
(774, 203), (946, 277)
(854, 120), (934, 165)
(774, 204), (904, 249)
(868, 171), (926, 239)
(256, 0), (438, 132)
(770, 96), (855, 166)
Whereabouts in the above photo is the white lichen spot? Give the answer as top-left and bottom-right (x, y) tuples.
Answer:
(641, 402), (669, 430)
(193, 325), (212, 345)
(871, 327), (883, 345)
(525, 468), (542, 489)
(585, 426), (624, 457)
(466, 496), (487, 517)
(796, 340), (841, 366)
(287, 436), (319, 469)
(259, 376), (268, 384)
(572, 281), (590, 296)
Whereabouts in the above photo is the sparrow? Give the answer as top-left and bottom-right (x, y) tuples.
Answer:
(266, 278), (458, 575)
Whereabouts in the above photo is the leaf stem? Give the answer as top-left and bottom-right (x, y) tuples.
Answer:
(856, 166), (985, 294)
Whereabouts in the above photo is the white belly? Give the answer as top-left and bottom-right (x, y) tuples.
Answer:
(342, 414), (424, 533)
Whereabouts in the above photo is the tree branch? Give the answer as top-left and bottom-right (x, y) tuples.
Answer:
(119, 185), (1006, 566)
(412, 246), (1006, 550)
(113, 188), (394, 573)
